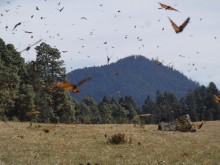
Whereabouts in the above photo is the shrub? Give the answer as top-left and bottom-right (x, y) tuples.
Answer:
(108, 133), (126, 144)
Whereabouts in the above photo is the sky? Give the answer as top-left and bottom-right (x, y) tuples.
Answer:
(0, 0), (220, 89)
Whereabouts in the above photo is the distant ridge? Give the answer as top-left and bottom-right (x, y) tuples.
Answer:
(67, 55), (199, 105)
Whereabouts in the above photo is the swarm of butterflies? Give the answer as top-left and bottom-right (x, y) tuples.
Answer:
(158, 2), (190, 33)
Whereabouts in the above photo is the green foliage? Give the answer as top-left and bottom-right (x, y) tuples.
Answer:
(0, 38), (75, 123)
(142, 96), (160, 124)
(0, 38), (219, 124)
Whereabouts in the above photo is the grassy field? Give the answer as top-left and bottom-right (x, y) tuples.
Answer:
(0, 121), (219, 165)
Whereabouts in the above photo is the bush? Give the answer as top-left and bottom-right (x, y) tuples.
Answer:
(108, 133), (126, 144)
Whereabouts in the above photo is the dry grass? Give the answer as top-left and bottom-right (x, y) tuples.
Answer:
(0, 121), (220, 165)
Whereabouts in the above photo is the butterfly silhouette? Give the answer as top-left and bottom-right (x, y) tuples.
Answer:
(57, 77), (92, 94)
(158, 3), (179, 12)
(23, 30), (33, 34)
(12, 22), (22, 31)
(214, 94), (220, 103)
(168, 17), (190, 33)
(80, 17), (87, 20)
(19, 39), (42, 53)
(57, 7), (64, 12)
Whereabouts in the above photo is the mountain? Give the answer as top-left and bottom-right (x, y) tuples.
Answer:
(67, 55), (199, 105)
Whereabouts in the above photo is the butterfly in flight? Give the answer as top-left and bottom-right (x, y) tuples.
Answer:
(12, 22), (27, 31)
(156, 58), (163, 65)
(23, 30), (33, 34)
(80, 17), (87, 20)
(26, 109), (40, 116)
(195, 122), (203, 129)
(158, 3), (179, 12)
(133, 114), (152, 120)
(214, 94), (220, 103)
(57, 77), (92, 94)
(57, 7), (64, 12)
(19, 39), (42, 53)
(168, 17), (190, 33)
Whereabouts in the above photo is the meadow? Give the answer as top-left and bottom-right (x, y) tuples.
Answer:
(0, 121), (219, 165)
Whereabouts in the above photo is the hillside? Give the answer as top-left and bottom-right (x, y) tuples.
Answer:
(67, 55), (199, 105)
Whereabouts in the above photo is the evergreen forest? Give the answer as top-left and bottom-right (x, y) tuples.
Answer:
(1, 38), (220, 124)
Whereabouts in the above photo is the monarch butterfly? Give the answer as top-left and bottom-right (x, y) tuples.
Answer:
(214, 94), (220, 103)
(57, 77), (92, 94)
(195, 122), (203, 129)
(168, 17), (190, 33)
(26, 110), (40, 116)
(132, 114), (152, 120)
(158, 3), (179, 12)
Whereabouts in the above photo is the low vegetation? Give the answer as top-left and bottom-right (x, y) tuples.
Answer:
(0, 121), (219, 165)
(108, 133), (126, 144)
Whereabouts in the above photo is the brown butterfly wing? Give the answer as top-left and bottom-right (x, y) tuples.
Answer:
(179, 17), (190, 31)
(168, 17), (179, 33)
(139, 114), (152, 117)
(214, 94), (220, 103)
(169, 6), (179, 12)
(57, 82), (73, 90)
(195, 122), (203, 129)
(75, 77), (92, 87)
(159, 3), (168, 9)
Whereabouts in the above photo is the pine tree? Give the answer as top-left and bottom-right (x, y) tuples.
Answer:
(123, 96), (139, 121)
(142, 96), (161, 124)
(204, 82), (220, 120)
(111, 102), (128, 124)
(184, 93), (198, 121)
(31, 42), (76, 123)
(0, 38), (26, 120)
(81, 96), (101, 124)
(98, 99), (113, 124)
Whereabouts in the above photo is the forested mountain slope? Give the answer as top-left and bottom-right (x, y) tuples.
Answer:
(67, 55), (198, 105)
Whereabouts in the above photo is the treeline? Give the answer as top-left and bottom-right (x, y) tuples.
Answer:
(0, 38), (220, 124)
(68, 55), (199, 105)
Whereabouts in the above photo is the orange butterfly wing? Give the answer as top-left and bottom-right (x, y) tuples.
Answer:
(57, 82), (74, 90)
(195, 122), (203, 129)
(168, 17), (179, 33)
(159, 3), (169, 9)
(57, 77), (91, 94)
(214, 94), (220, 103)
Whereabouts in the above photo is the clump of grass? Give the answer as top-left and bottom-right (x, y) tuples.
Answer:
(43, 129), (50, 133)
(108, 133), (126, 144)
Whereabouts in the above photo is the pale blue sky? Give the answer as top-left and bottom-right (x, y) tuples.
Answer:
(1, 0), (220, 89)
